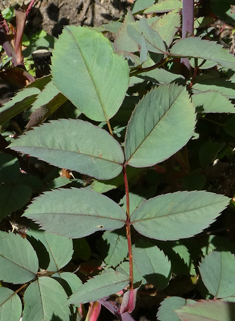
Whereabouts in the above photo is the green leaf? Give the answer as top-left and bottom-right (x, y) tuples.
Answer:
(151, 10), (181, 47)
(0, 231), (38, 284)
(9, 119), (124, 180)
(138, 18), (166, 54)
(51, 25), (129, 122)
(141, 65), (185, 84)
(0, 88), (40, 125)
(133, 240), (171, 291)
(175, 300), (235, 321)
(67, 271), (129, 305)
(157, 296), (195, 321)
(0, 184), (32, 219)
(193, 78), (235, 99)
(23, 188), (126, 238)
(0, 287), (22, 321)
(116, 261), (144, 284)
(144, 0), (182, 13)
(23, 276), (70, 321)
(52, 272), (82, 319)
(99, 230), (128, 267)
(199, 251), (235, 298)
(125, 84), (195, 168)
(0, 153), (19, 184)
(199, 141), (225, 169)
(73, 238), (91, 261)
(27, 229), (73, 271)
(171, 37), (235, 70)
(27, 75), (52, 90)
(52, 272), (82, 295)
(132, 0), (155, 14)
(26, 81), (68, 129)
(130, 191), (229, 241)
(114, 11), (139, 52)
(192, 92), (235, 113)
(121, 192), (146, 215)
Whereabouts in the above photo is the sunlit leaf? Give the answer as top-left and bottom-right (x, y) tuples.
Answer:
(0, 231), (38, 284)
(51, 25), (129, 122)
(171, 37), (235, 70)
(133, 239), (171, 291)
(26, 81), (68, 129)
(27, 229), (73, 271)
(132, 0), (155, 14)
(23, 188), (126, 238)
(157, 296), (195, 321)
(199, 251), (235, 298)
(98, 230), (128, 267)
(175, 300), (235, 321)
(9, 119), (124, 180)
(193, 92), (235, 113)
(144, 0), (182, 13)
(151, 10), (181, 47)
(0, 88), (40, 125)
(68, 271), (129, 305)
(130, 191), (229, 241)
(0, 287), (22, 321)
(125, 84), (195, 167)
(23, 277), (70, 321)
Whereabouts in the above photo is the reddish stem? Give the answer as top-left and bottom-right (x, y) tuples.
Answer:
(181, 0), (194, 70)
(123, 164), (134, 291)
(26, 0), (37, 17)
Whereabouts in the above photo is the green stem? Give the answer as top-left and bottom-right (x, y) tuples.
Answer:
(200, 117), (224, 127)
(130, 57), (169, 77)
(123, 164), (133, 290)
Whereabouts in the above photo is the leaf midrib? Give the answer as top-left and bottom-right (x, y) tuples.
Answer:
(131, 199), (226, 222)
(127, 86), (183, 162)
(67, 27), (109, 122)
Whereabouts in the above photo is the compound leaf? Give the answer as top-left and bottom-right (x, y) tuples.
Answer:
(0, 231), (38, 284)
(130, 191), (229, 241)
(51, 25), (129, 122)
(9, 119), (124, 180)
(23, 188), (126, 238)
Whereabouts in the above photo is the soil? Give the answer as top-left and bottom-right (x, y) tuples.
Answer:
(1, 0), (129, 37)
(0, 0), (130, 106)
